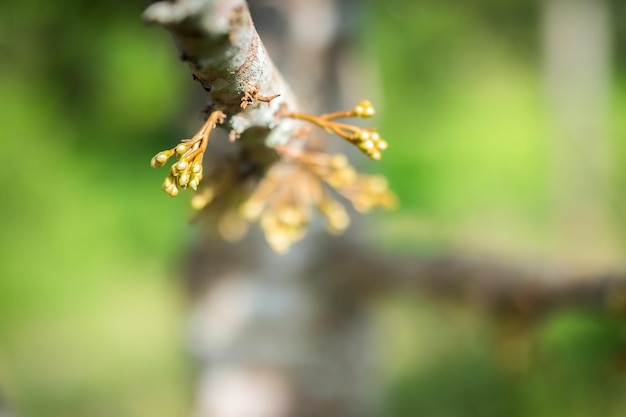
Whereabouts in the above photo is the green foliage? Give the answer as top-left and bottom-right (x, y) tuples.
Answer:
(367, 0), (549, 247)
(378, 299), (626, 417)
(0, 2), (191, 416)
(367, 0), (625, 256)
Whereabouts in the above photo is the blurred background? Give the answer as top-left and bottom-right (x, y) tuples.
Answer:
(1, 0), (625, 416)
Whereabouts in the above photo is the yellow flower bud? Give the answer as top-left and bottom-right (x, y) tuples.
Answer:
(330, 154), (348, 169)
(191, 188), (214, 210)
(176, 144), (189, 155)
(362, 140), (374, 150)
(176, 160), (188, 171)
(178, 172), (190, 187)
(369, 151), (382, 161)
(278, 207), (304, 226)
(163, 181), (179, 197)
(151, 150), (174, 168)
(266, 231), (290, 254)
(369, 176), (389, 192)
(241, 200), (264, 220)
(163, 174), (175, 189)
(326, 209), (350, 234)
(355, 100), (375, 117)
(260, 212), (278, 231)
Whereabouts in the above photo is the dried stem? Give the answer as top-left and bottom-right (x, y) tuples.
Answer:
(285, 100), (388, 160)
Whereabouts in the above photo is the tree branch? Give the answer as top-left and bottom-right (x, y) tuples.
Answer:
(144, 0), (394, 253)
(144, 0), (301, 149)
(311, 238), (626, 317)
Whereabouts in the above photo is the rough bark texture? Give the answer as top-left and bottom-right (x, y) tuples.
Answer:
(144, 0), (302, 152)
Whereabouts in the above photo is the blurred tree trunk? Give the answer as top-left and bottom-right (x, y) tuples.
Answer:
(542, 0), (614, 263)
(176, 2), (382, 417)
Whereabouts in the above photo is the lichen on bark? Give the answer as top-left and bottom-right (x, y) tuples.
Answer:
(144, 0), (300, 147)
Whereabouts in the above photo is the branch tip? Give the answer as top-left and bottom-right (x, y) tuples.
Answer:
(151, 110), (226, 197)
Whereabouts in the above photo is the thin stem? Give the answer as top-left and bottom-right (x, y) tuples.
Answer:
(186, 110), (226, 161)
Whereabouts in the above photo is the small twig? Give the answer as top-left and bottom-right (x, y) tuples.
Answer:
(241, 85), (281, 109)
(285, 100), (388, 160)
(151, 110), (226, 196)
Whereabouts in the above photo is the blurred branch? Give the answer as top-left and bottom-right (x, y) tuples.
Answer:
(313, 239), (626, 318)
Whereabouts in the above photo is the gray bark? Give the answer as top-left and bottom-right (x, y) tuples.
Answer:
(144, 0), (303, 152)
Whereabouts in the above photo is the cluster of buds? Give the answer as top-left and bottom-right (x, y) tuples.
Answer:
(150, 110), (225, 196)
(291, 149), (397, 214)
(285, 100), (388, 160)
(149, 94), (393, 253)
(153, 149), (204, 196)
(237, 148), (396, 253)
(239, 162), (316, 253)
(333, 174), (396, 213)
(187, 158), (253, 242)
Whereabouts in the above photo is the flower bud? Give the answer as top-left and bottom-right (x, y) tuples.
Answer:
(191, 188), (214, 210)
(369, 151), (382, 161)
(178, 172), (189, 187)
(176, 160), (188, 171)
(162, 181), (179, 197)
(330, 154), (348, 169)
(163, 175), (175, 189)
(151, 150), (173, 168)
(241, 199), (264, 220)
(362, 140), (374, 150)
(355, 100), (375, 117)
(176, 144), (189, 155)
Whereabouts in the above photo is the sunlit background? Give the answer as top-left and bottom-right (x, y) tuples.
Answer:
(1, 0), (625, 416)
